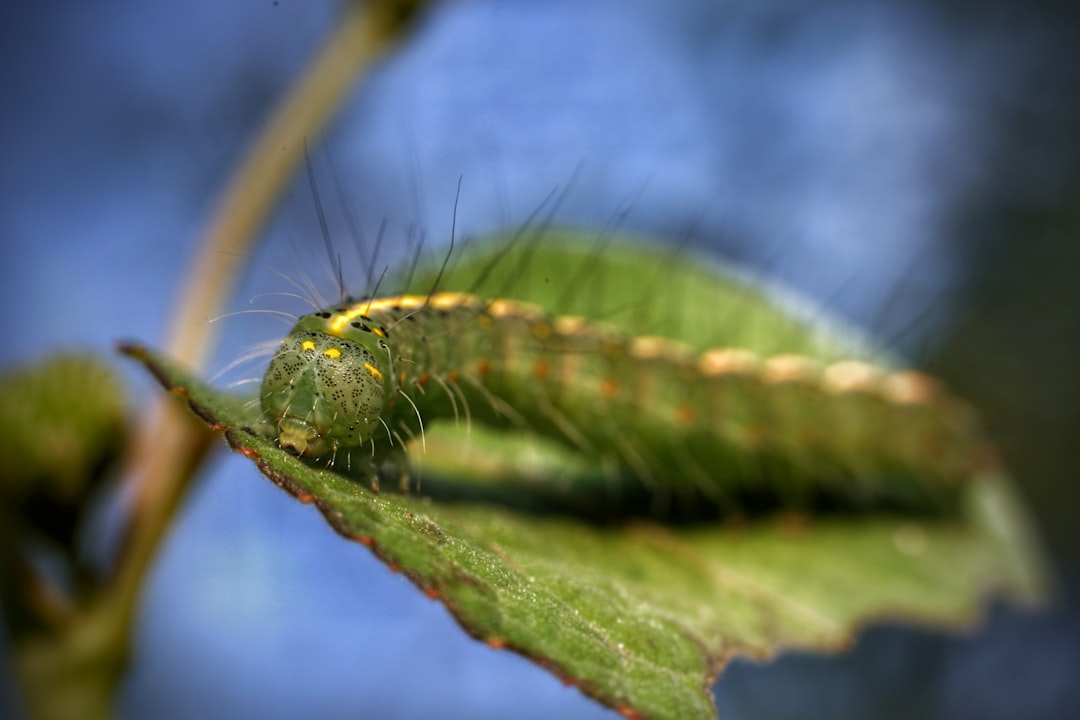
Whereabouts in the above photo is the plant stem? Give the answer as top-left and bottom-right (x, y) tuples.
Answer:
(12, 2), (432, 718)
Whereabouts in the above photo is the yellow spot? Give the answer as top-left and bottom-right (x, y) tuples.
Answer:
(762, 355), (820, 384)
(363, 362), (382, 380)
(823, 360), (883, 394)
(328, 296), (423, 335)
(630, 336), (693, 362)
(327, 293), (486, 335)
(323, 347), (342, 359)
(365, 295), (425, 314)
(629, 336), (664, 359)
(699, 349), (758, 376)
(533, 360), (550, 379)
(487, 299), (515, 317)
(301, 340), (316, 352)
(883, 371), (939, 405)
(431, 292), (473, 310)
(554, 315), (589, 334)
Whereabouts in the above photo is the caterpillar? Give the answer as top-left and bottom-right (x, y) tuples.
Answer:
(257, 233), (987, 517)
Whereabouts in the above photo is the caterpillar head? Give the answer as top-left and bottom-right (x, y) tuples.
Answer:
(260, 327), (386, 458)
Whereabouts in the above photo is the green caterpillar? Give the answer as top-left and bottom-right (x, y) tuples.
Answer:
(258, 236), (987, 515)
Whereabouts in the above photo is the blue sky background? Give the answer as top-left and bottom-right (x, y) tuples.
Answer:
(2, 1), (1079, 718)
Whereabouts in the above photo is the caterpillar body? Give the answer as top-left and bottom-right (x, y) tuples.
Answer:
(258, 237), (986, 516)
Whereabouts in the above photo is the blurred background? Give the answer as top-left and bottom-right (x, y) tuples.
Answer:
(2, 0), (1078, 718)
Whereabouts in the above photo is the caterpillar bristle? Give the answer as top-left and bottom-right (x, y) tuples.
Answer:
(233, 181), (986, 522)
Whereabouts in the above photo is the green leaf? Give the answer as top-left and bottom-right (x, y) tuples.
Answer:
(122, 235), (1049, 716)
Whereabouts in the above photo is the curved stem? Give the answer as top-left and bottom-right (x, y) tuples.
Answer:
(12, 3), (432, 719)
(116, 0), (430, 624)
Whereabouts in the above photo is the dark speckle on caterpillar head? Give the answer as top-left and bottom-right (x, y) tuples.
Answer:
(259, 328), (386, 459)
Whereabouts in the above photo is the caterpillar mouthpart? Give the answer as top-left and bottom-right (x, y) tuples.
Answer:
(277, 416), (323, 457)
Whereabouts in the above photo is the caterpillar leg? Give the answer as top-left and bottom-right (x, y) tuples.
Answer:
(395, 453), (412, 494)
(357, 447), (411, 495)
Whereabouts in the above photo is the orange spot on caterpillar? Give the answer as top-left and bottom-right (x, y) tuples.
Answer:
(476, 359), (491, 377)
(239, 446), (259, 459)
(742, 425), (766, 449)
(210, 421), (228, 432)
(363, 361), (382, 380)
(447, 370), (460, 383)
(557, 674), (576, 687)
(418, 371), (430, 386)
(295, 492), (314, 504)
(486, 638), (507, 650)
(616, 705), (645, 720)
(352, 534), (374, 547)
(424, 587), (440, 600)
(601, 377), (619, 397)
(168, 386), (190, 397)
(973, 441), (1002, 472)
(776, 512), (812, 535)
(533, 360), (550, 379)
